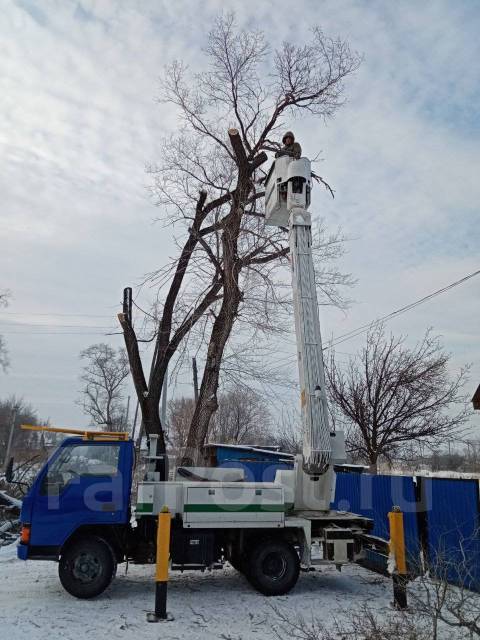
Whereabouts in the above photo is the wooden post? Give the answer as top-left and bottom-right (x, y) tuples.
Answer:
(147, 506), (173, 622)
(3, 408), (17, 471)
(131, 400), (139, 440)
(123, 395), (130, 433)
(388, 506), (408, 610)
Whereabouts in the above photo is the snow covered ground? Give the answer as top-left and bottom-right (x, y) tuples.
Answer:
(0, 541), (395, 640)
(3, 541), (474, 639)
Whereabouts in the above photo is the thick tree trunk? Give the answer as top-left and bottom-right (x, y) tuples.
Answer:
(181, 129), (266, 464)
(182, 292), (241, 464)
(143, 396), (166, 452)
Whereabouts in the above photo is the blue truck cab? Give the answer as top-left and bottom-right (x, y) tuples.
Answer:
(17, 436), (135, 598)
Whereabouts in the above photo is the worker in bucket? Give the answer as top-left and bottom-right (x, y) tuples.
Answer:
(276, 131), (302, 159)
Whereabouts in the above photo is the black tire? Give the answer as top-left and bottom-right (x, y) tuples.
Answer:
(59, 535), (117, 599)
(246, 539), (300, 596)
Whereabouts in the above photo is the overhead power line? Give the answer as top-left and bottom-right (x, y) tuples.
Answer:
(0, 311), (114, 318)
(0, 321), (113, 329)
(0, 331), (110, 336)
(2, 269), (478, 343)
(324, 267), (480, 351)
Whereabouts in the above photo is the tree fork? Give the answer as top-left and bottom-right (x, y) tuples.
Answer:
(118, 311), (166, 452)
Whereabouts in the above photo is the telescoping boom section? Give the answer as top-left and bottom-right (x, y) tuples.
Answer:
(265, 156), (331, 475)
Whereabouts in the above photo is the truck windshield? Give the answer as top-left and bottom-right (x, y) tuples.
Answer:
(40, 444), (120, 495)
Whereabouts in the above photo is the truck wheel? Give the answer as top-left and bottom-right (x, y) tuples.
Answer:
(59, 535), (117, 599)
(247, 539), (299, 596)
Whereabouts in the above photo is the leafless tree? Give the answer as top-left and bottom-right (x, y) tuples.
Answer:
(77, 343), (130, 431)
(166, 396), (196, 453)
(271, 601), (433, 640)
(162, 15), (359, 463)
(208, 387), (273, 446)
(0, 290), (11, 372)
(270, 409), (303, 454)
(0, 396), (46, 465)
(462, 440), (480, 473)
(409, 538), (480, 639)
(326, 325), (471, 473)
(118, 14), (360, 461)
(167, 389), (273, 455)
(270, 533), (480, 640)
(271, 580), (480, 640)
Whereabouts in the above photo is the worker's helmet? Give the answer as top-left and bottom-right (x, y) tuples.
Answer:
(282, 131), (295, 143)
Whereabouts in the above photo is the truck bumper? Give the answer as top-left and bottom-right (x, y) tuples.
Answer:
(17, 544), (29, 560)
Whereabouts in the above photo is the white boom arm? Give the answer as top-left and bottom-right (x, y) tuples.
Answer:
(265, 156), (332, 475)
(289, 209), (331, 474)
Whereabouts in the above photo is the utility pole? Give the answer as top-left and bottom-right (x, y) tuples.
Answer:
(125, 395), (131, 431)
(192, 357), (199, 403)
(132, 399), (140, 439)
(3, 406), (17, 471)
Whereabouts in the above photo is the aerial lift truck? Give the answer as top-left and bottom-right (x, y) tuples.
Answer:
(13, 154), (372, 598)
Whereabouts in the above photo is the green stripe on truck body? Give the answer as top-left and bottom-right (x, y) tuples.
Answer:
(136, 503), (153, 513)
(184, 503), (285, 513)
(136, 503), (285, 515)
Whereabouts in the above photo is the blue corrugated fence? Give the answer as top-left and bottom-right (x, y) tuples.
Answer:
(420, 477), (480, 591)
(332, 472), (421, 572)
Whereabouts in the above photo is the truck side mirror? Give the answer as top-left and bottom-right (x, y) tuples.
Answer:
(5, 457), (14, 483)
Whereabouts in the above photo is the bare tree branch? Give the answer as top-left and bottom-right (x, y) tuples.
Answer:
(327, 325), (472, 472)
(77, 343), (130, 432)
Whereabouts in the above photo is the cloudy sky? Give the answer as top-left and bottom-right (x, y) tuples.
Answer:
(1, 0), (479, 438)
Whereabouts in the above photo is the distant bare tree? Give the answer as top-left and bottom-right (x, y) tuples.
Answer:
(271, 409), (303, 454)
(78, 343), (130, 432)
(0, 290), (11, 372)
(0, 396), (48, 465)
(166, 396), (196, 453)
(327, 326), (471, 473)
(0, 336), (8, 373)
(463, 440), (480, 473)
(208, 388), (273, 447)
(167, 389), (273, 454)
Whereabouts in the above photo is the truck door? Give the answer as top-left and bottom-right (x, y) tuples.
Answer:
(29, 440), (132, 550)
